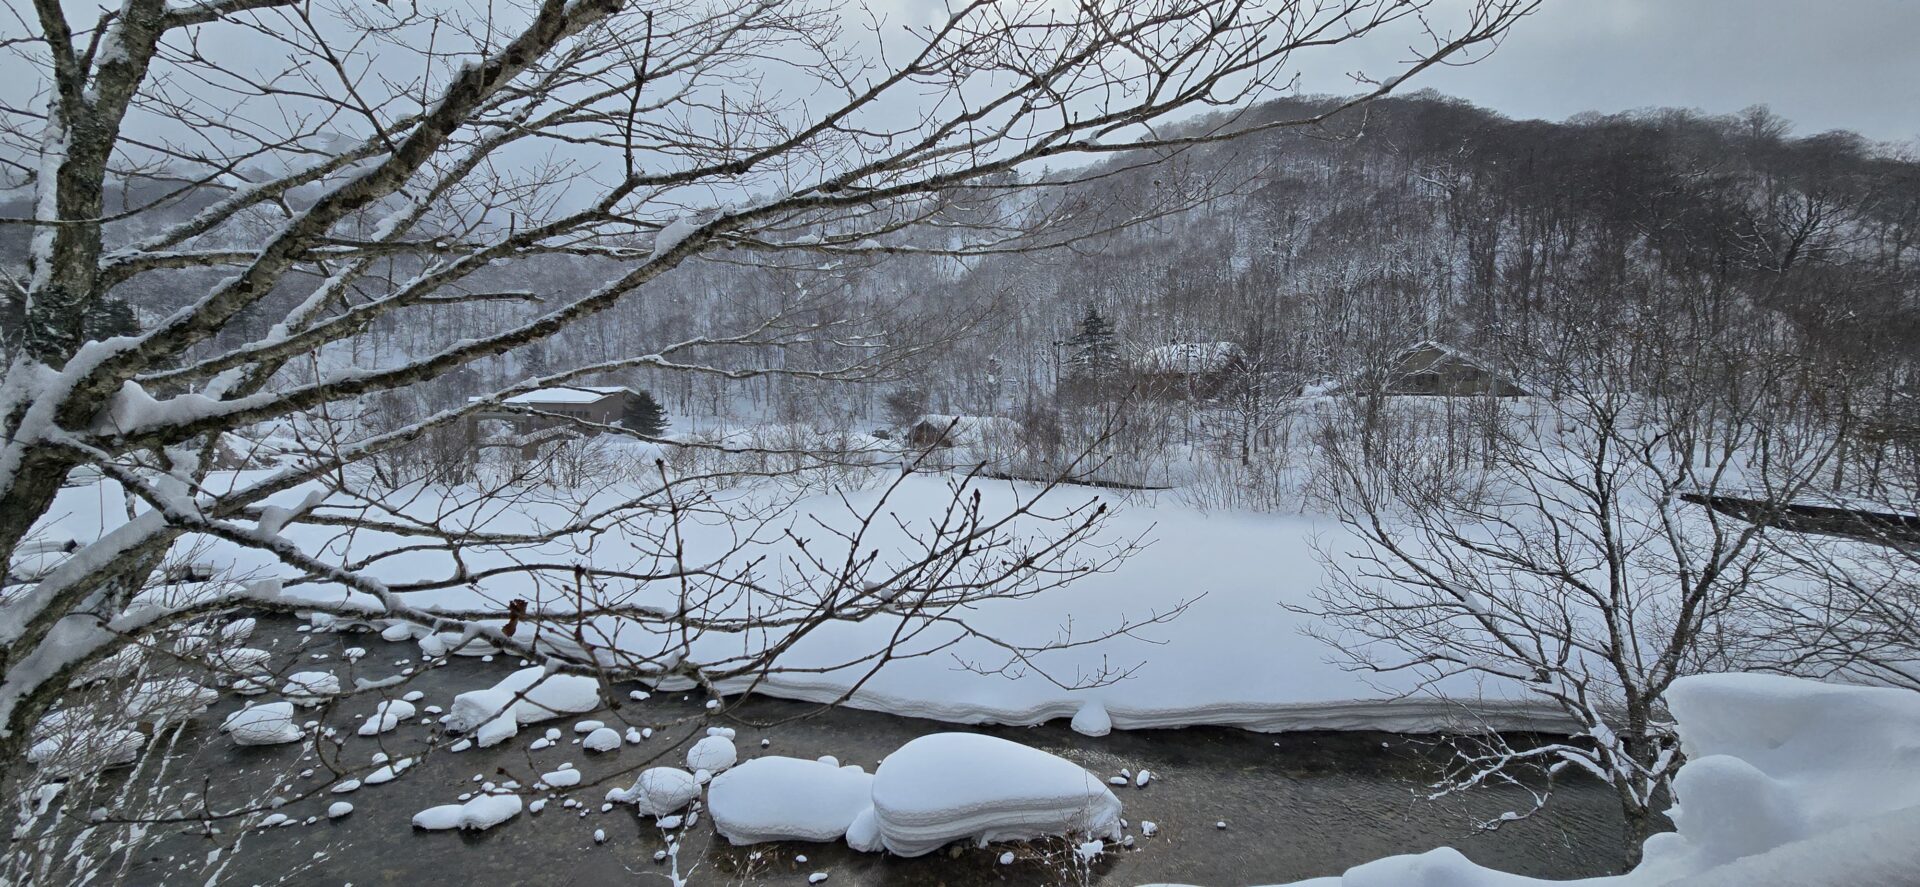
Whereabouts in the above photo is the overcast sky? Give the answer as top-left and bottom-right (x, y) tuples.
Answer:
(1281, 0), (1920, 143)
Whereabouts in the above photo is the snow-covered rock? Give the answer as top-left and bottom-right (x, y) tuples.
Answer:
(440, 667), (600, 747)
(221, 703), (303, 745)
(1070, 699), (1111, 737)
(412, 794), (523, 831)
(126, 678), (219, 723)
(357, 699), (417, 736)
(686, 735), (737, 773)
(27, 727), (144, 775)
(708, 756), (876, 844)
(327, 802), (354, 818)
(869, 733), (1122, 857)
(542, 767), (582, 788)
(583, 727), (622, 752)
(606, 767), (700, 817)
(282, 671), (341, 705)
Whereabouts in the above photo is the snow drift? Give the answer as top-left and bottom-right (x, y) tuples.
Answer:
(1157, 674), (1920, 887)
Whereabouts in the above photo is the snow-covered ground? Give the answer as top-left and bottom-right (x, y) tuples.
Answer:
(29, 470), (1562, 734)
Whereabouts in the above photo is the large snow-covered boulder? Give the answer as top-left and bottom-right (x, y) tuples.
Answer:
(607, 767), (701, 817)
(282, 671), (341, 705)
(221, 702), (304, 746)
(869, 733), (1122, 857)
(440, 667), (600, 747)
(708, 756), (875, 844)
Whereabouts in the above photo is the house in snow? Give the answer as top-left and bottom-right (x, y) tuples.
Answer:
(469, 385), (646, 435)
(1382, 341), (1534, 397)
(1135, 341), (1244, 399)
(905, 415), (1020, 450)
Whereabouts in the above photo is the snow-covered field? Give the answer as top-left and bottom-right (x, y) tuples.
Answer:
(30, 469), (1562, 735)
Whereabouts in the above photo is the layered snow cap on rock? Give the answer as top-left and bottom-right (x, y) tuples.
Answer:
(583, 727), (623, 752)
(221, 702), (303, 745)
(126, 678), (219, 723)
(412, 793), (523, 831)
(686, 734), (738, 773)
(27, 727), (144, 775)
(869, 733), (1122, 857)
(357, 699), (417, 736)
(282, 671), (341, 705)
(708, 756), (875, 844)
(440, 667), (600, 747)
(607, 767), (700, 817)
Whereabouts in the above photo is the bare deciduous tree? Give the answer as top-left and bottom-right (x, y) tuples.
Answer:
(0, 0), (1536, 824)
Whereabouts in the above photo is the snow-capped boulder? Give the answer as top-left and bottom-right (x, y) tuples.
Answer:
(222, 702), (303, 745)
(412, 794), (522, 831)
(126, 678), (219, 723)
(708, 756), (875, 844)
(1070, 699), (1112, 737)
(606, 767), (700, 817)
(357, 699), (417, 736)
(583, 727), (622, 753)
(282, 671), (341, 705)
(686, 734), (737, 773)
(440, 667), (600, 747)
(869, 732), (1122, 857)
(27, 727), (144, 776)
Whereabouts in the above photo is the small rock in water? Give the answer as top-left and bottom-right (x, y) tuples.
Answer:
(593, 828), (606, 844)
(1135, 770), (1152, 787)
(1215, 820), (1228, 829)
(808, 874), (829, 885)
(998, 851), (1015, 865)
(1140, 821), (1158, 837)
(328, 802), (353, 818)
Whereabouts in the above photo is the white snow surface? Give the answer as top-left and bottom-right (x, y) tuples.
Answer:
(708, 756), (875, 844)
(869, 732), (1122, 857)
(32, 472), (1572, 735)
(1148, 674), (1920, 887)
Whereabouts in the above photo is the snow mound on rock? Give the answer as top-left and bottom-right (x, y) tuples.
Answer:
(708, 756), (875, 844)
(607, 767), (700, 817)
(127, 678), (219, 723)
(869, 732), (1121, 857)
(583, 727), (622, 752)
(412, 794), (522, 831)
(1070, 699), (1111, 737)
(357, 699), (417, 736)
(282, 671), (340, 705)
(27, 726), (144, 775)
(686, 734), (737, 773)
(221, 702), (303, 746)
(440, 667), (600, 747)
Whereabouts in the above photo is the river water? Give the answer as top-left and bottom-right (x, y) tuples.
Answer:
(104, 621), (1634, 886)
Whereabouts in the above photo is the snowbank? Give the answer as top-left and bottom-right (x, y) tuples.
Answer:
(869, 732), (1123, 857)
(1160, 674), (1920, 887)
(708, 756), (875, 844)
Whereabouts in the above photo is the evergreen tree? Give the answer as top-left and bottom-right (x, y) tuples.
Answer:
(621, 389), (669, 436)
(1062, 306), (1123, 402)
(1066, 306), (1121, 377)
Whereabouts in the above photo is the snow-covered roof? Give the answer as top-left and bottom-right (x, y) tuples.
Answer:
(1137, 342), (1241, 375)
(470, 385), (630, 406)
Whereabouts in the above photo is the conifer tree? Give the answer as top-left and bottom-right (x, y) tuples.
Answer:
(622, 389), (669, 437)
